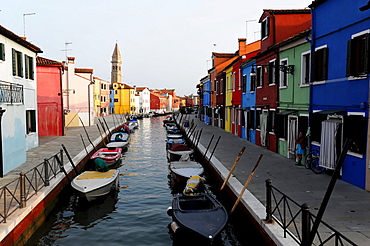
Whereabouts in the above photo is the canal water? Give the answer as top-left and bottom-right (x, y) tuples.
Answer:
(26, 116), (266, 246)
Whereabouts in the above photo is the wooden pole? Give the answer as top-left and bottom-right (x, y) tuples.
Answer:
(220, 147), (246, 190)
(202, 135), (214, 160)
(79, 117), (98, 152)
(230, 154), (263, 214)
(97, 124), (106, 146)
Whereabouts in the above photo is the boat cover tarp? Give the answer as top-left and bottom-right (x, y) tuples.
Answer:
(77, 169), (116, 179)
(170, 143), (191, 151)
(94, 158), (110, 172)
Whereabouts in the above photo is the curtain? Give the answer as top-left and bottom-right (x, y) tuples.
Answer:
(320, 119), (341, 169)
(288, 117), (297, 153)
(260, 111), (268, 146)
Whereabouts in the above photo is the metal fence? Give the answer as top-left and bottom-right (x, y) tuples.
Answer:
(0, 81), (24, 104)
(266, 179), (357, 246)
(0, 150), (64, 223)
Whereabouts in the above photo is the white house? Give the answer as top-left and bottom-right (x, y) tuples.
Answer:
(0, 25), (42, 176)
(135, 87), (151, 113)
(62, 57), (95, 127)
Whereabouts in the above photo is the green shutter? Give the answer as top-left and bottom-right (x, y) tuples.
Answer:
(0, 43), (4, 61)
(25, 55), (29, 79)
(12, 48), (16, 76)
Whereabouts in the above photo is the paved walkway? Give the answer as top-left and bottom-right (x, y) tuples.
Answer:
(180, 114), (370, 245)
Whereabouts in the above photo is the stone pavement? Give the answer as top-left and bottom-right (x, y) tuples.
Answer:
(0, 115), (125, 187)
(181, 114), (370, 245)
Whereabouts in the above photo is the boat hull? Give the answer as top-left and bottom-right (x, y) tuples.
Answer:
(71, 169), (120, 202)
(90, 148), (122, 168)
(169, 161), (204, 183)
(170, 193), (228, 241)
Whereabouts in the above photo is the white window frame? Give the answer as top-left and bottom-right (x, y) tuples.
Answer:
(279, 58), (288, 88)
(301, 50), (311, 87)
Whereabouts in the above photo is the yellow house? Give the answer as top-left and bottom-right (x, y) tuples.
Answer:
(224, 66), (233, 132)
(112, 82), (135, 114)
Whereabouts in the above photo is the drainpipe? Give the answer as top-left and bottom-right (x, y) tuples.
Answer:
(0, 107), (6, 178)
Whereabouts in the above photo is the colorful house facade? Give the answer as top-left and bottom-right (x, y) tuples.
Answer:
(36, 56), (64, 137)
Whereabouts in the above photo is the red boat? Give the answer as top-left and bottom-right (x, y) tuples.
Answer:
(90, 147), (122, 168)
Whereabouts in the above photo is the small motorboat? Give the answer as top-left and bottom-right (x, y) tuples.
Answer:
(169, 161), (204, 183)
(90, 147), (122, 168)
(129, 119), (138, 129)
(163, 116), (175, 125)
(167, 143), (193, 161)
(110, 132), (129, 142)
(167, 193), (228, 241)
(106, 141), (129, 152)
(166, 133), (185, 149)
(71, 169), (120, 202)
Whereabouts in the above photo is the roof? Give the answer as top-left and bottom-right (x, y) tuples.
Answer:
(135, 87), (149, 92)
(36, 56), (63, 67)
(259, 9), (311, 22)
(0, 25), (42, 53)
(309, 0), (327, 8)
(75, 68), (93, 73)
(272, 28), (311, 49)
(212, 52), (235, 58)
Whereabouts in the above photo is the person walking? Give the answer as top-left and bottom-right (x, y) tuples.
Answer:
(295, 131), (306, 165)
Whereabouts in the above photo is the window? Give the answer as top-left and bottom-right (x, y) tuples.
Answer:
(232, 72), (236, 91)
(312, 46), (328, 82)
(250, 73), (256, 92)
(256, 67), (263, 88)
(24, 55), (34, 80)
(301, 51), (311, 85)
(280, 59), (288, 88)
(26, 110), (36, 134)
(261, 17), (269, 40)
(346, 32), (370, 77)
(0, 43), (5, 61)
(242, 75), (247, 93)
(12, 49), (23, 77)
(268, 60), (276, 85)
(344, 115), (366, 155)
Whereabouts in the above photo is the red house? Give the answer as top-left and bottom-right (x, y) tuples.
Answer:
(255, 9), (311, 152)
(150, 91), (167, 113)
(36, 57), (64, 136)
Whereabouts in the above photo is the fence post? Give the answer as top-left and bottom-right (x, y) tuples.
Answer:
(20, 172), (26, 208)
(44, 158), (50, 186)
(265, 179), (273, 223)
(301, 203), (311, 245)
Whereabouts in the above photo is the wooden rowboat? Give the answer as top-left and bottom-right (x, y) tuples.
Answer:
(90, 147), (122, 168)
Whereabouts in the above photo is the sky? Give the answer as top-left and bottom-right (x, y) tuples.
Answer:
(1, 0), (313, 96)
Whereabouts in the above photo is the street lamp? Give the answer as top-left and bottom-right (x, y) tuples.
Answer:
(88, 80), (95, 126)
(0, 107), (6, 178)
(23, 12), (36, 37)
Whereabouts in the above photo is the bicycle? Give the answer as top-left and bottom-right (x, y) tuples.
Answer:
(305, 147), (325, 174)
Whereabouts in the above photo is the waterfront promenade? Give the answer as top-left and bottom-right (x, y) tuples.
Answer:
(182, 114), (370, 245)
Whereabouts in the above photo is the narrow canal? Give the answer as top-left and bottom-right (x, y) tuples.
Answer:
(26, 116), (266, 246)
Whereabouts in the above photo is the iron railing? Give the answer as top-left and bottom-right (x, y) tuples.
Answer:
(0, 81), (24, 104)
(266, 179), (357, 246)
(0, 150), (63, 223)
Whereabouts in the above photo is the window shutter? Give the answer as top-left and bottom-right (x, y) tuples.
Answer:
(365, 33), (370, 74)
(30, 57), (34, 80)
(12, 48), (16, 76)
(25, 55), (29, 79)
(266, 17), (269, 37)
(19, 52), (23, 78)
(346, 39), (353, 77)
(0, 43), (4, 61)
(275, 59), (279, 85)
(322, 47), (328, 80)
(311, 51), (316, 82)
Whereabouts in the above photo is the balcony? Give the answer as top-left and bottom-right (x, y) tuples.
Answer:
(0, 81), (24, 104)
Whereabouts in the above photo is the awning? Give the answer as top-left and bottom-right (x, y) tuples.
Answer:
(314, 110), (345, 115)
(277, 110), (297, 115)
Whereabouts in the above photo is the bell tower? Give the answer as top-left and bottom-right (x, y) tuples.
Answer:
(111, 42), (122, 84)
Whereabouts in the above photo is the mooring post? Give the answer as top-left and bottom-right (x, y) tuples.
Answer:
(208, 136), (221, 162)
(44, 158), (50, 186)
(102, 117), (112, 137)
(62, 144), (79, 175)
(79, 117), (98, 153)
(301, 203), (311, 244)
(220, 147), (246, 190)
(194, 129), (203, 150)
(265, 179), (273, 223)
(20, 172), (26, 208)
(202, 135), (214, 161)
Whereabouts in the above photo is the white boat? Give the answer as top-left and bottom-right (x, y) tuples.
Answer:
(110, 132), (129, 142)
(169, 161), (204, 183)
(106, 141), (129, 151)
(71, 169), (120, 202)
(167, 143), (193, 161)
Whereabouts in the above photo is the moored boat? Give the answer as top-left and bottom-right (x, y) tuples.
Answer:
(169, 161), (204, 183)
(110, 132), (129, 142)
(90, 147), (122, 168)
(71, 169), (120, 202)
(167, 192), (228, 241)
(167, 143), (193, 161)
(106, 141), (129, 152)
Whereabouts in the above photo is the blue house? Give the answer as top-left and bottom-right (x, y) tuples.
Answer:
(309, 0), (370, 189)
(200, 75), (211, 125)
(240, 59), (257, 143)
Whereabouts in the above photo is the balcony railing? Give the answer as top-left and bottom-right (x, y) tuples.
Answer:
(0, 81), (24, 104)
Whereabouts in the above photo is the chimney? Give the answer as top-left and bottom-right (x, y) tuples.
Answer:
(238, 38), (247, 56)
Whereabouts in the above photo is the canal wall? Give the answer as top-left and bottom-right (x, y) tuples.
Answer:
(0, 116), (124, 246)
